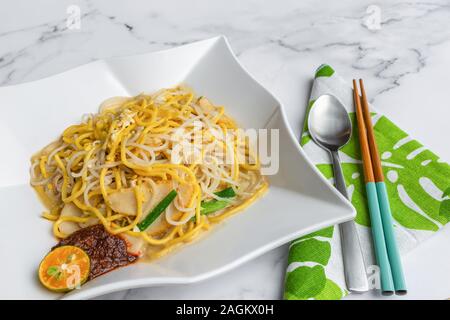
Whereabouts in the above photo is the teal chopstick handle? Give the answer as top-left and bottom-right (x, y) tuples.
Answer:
(365, 182), (395, 294)
(376, 182), (407, 294)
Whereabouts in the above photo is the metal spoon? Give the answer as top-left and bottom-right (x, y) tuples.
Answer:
(308, 94), (369, 293)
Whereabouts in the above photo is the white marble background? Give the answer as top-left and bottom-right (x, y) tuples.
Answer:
(1, 0), (449, 299)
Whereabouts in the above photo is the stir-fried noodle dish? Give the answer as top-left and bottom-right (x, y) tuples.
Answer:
(30, 86), (268, 291)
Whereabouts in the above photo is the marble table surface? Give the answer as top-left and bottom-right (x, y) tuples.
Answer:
(1, 0), (449, 299)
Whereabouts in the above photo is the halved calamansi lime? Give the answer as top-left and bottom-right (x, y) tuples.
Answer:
(38, 245), (90, 292)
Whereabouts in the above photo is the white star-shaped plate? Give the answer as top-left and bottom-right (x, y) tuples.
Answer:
(0, 36), (354, 299)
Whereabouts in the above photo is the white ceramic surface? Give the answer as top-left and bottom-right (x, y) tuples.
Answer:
(0, 37), (355, 299)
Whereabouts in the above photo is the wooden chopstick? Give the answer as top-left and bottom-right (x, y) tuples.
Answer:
(352, 80), (394, 295)
(358, 80), (384, 182)
(358, 79), (407, 294)
(352, 80), (374, 183)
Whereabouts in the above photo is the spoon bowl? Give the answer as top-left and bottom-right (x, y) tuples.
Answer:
(308, 94), (352, 151)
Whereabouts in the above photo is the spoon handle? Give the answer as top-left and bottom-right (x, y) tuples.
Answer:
(331, 151), (369, 292)
(330, 151), (349, 198)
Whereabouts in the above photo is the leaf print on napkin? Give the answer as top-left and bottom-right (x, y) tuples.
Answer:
(288, 238), (331, 265)
(284, 265), (326, 300)
(300, 100), (315, 146)
(315, 64), (335, 78)
(315, 279), (344, 300)
(438, 187), (450, 220)
(299, 225), (334, 239)
(334, 113), (450, 231)
(285, 226), (345, 300)
(374, 116), (449, 228)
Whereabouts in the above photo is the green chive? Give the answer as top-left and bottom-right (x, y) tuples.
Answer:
(138, 189), (177, 231)
(192, 187), (237, 221)
(213, 187), (236, 198)
(200, 200), (230, 215)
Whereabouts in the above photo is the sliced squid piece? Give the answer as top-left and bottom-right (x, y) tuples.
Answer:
(108, 184), (152, 216)
(109, 181), (172, 216)
(141, 182), (173, 234)
(165, 183), (195, 226)
(177, 183), (194, 208)
(59, 203), (82, 235)
(78, 217), (99, 229)
(108, 181), (173, 232)
(141, 181), (172, 213)
(108, 188), (137, 216)
(120, 233), (145, 257)
(108, 181), (197, 234)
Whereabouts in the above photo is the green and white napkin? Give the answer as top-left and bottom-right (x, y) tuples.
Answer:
(284, 64), (450, 300)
